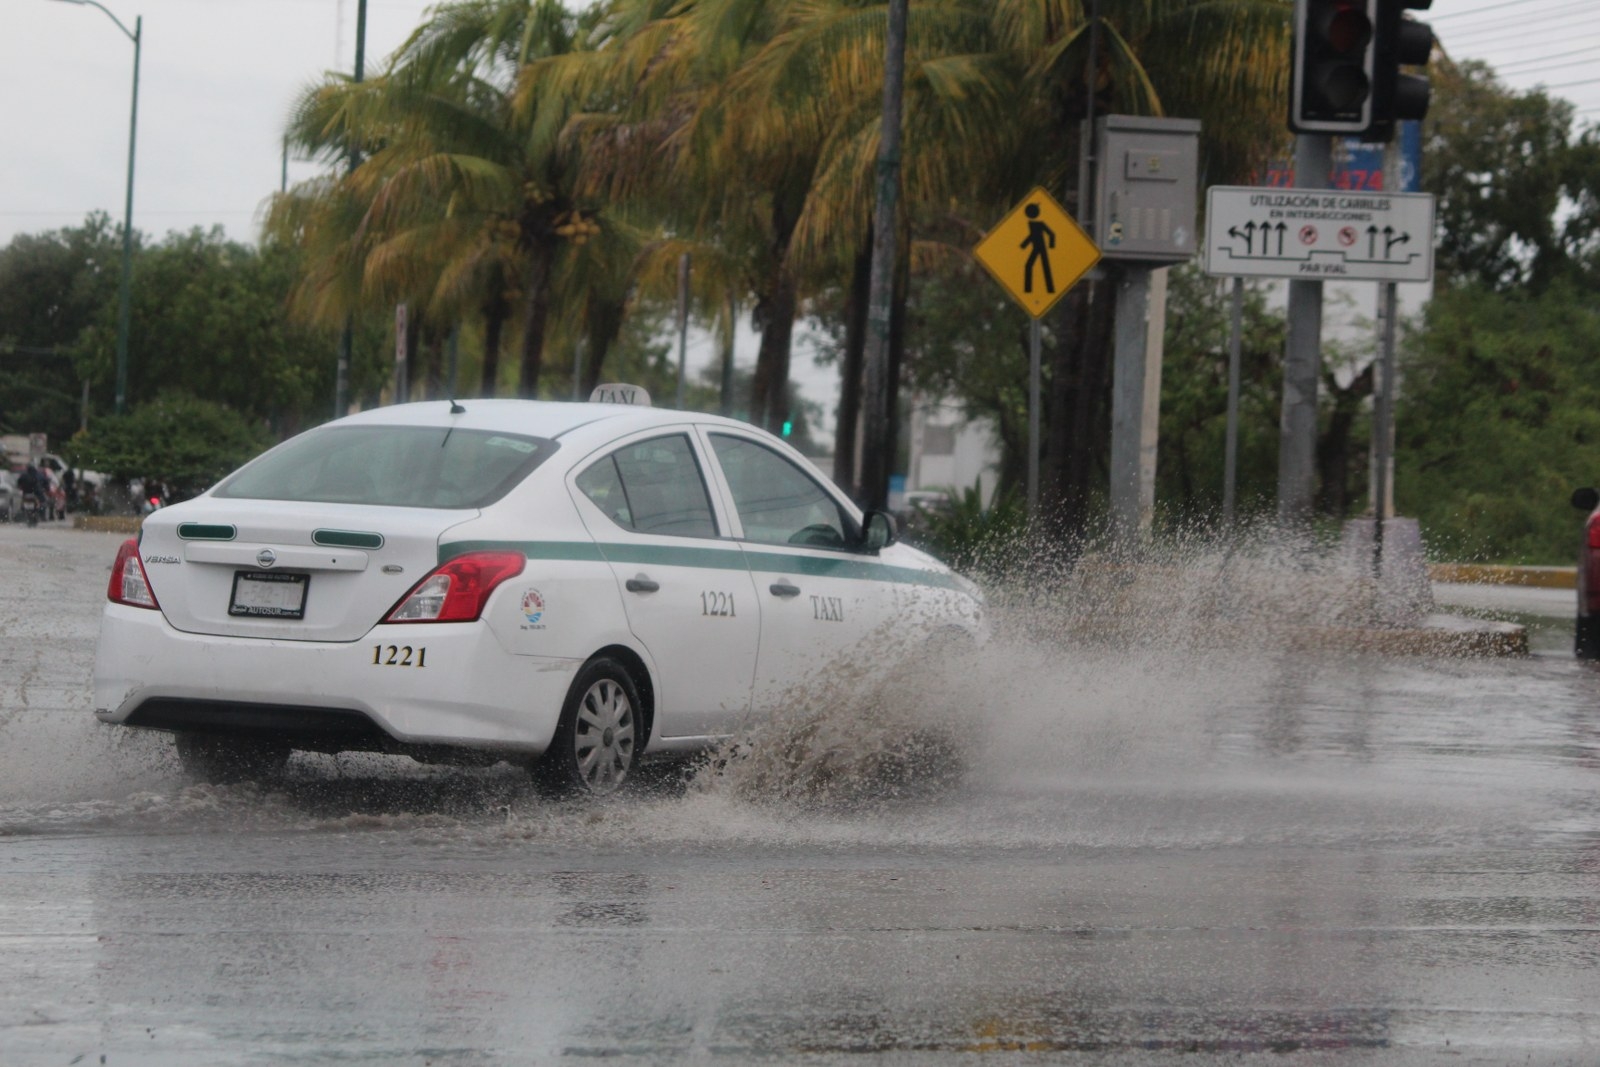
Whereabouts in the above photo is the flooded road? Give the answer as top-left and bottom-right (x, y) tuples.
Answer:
(3, 524), (1598, 1064)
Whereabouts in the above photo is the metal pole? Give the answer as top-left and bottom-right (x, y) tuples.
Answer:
(1373, 281), (1398, 580)
(1109, 265), (1153, 541)
(394, 303), (409, 404)
(1223, 277), (1243, 528)
(572, 337), (583, 400)
(52, 1), (141, 414)
(446, 325), (460, 398)
(335, 327), (352, 418)
(859, 0), (908, 512)
(334, 0), (368, 419)
(112, 13), (140, 415)
(1277, 134), (1331, 526)
(675, 252), (691, 409)
(1027, 316), (1041, 515)
(1371, 133), (1406, 545)
(353, 0), (367, 100)
(721, 294), (737, 416)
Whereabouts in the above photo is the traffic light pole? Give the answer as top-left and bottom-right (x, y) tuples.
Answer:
(1277, 133), (1331, 527)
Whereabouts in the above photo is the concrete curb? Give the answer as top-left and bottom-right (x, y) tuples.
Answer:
(72, 515), (144, 534)
(1428, 563), (1576, 589)
(1295, 614), (1529, 658)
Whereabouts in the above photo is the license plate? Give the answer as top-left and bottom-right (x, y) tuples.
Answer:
(229, 571), (309, 619)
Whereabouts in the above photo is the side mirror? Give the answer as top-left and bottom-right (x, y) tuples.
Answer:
(1573, 488), (1599, 512)
(861, 509), (898, 552)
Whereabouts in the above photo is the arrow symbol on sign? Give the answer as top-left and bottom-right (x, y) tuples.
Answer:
(1228, 222), (1256, 254)
(1385, 230), (1410, 257)
(1367, 225), (1380, 259)
(1274, 222), (1287, 255)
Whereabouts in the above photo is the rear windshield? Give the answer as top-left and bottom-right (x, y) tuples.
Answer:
(213, 425), (557, 509)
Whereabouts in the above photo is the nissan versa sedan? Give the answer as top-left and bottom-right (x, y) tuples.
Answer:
(94, 399), (986, 795)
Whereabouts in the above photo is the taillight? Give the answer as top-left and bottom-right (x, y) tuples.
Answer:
(108, 538), (160, 610)
(383, 551), (526, 623)
(1585, 515), (1600, 613)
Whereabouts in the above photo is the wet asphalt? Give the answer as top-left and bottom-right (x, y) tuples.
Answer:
(1, 521), (1598, 1065)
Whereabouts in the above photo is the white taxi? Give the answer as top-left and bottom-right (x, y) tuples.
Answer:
(93, 397), (985, 795)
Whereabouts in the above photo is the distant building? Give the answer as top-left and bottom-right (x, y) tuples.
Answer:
(904, 396), (1000, 509)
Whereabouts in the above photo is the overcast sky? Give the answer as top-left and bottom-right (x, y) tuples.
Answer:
(2, 0), (1595, 416)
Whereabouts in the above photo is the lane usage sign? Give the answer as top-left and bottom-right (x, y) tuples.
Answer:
(1203, 186), (1435, 283)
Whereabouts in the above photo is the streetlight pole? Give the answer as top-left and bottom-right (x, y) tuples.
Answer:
(54, 0), (140, 416)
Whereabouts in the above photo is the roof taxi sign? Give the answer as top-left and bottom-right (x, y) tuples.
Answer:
(590, 383), (652, 406)
(974, 187), (1101, 319)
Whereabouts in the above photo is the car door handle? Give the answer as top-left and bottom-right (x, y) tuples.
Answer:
(625, 577), (660, 593)
(769, 582), (801, 598)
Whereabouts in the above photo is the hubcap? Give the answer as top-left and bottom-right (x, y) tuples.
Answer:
(573, 678), (636, 794)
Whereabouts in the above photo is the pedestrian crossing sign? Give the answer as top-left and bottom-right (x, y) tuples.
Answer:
(973, 187), (1100, 318)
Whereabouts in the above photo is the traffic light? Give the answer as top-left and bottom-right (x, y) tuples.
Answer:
(1289, 0), (1377, 136)
(781, 420), (793, 438)
(1369, 0), (1433, 140)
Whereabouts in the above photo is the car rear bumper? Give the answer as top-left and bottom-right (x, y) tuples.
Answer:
(93, 603), (580, 753)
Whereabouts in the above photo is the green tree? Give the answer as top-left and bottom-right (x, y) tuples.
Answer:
(1156, 266), (1286, 523)
(1397, 280), (1600, 563)
(0, 215), (123, 441)
(1424, 57), (1583, 292)
(1382, 58), (1600, 562)
(64, 393), (275, 501)
(71, 228), (368, 434)
(274, 0), (623, 401)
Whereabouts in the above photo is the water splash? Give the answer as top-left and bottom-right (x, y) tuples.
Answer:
(0, 524), (1556, 845)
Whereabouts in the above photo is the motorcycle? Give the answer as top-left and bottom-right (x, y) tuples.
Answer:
(19, 492), (41, 528)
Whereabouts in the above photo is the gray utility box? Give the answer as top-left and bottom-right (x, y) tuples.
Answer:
(1091, 115), (1201, 263)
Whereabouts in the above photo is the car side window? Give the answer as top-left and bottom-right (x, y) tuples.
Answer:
(577, 434), (717, 538)
(575, 455), (632, 529)
(709, 434), (852, 549)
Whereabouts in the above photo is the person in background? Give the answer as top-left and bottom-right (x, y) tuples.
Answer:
(16, 463), (45, 516)
(38, 468), (58, 520)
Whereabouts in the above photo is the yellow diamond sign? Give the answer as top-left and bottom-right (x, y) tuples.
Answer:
(974, 187), (1100, 319)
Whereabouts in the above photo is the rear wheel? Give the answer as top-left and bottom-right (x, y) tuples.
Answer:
(174, 734), (291, 785)
(533, 657), (642, 797)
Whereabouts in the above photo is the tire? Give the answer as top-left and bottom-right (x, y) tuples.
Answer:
(533, 657), (643, 797)
(1577, 615), (1600, 660)
(174, 734), (291, 785)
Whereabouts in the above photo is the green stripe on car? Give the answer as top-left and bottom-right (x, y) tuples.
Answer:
(439, 539), (961, 590)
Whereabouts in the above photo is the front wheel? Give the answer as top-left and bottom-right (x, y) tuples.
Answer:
(174, 734), (291, 785)
(533, 657), (643, 797)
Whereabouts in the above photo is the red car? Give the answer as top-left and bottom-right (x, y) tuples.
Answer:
(1572, 487), (1600, 657)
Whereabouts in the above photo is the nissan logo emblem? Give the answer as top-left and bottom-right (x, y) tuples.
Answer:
(256, 548), (277, 568)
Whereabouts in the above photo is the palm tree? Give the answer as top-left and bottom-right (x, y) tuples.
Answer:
(272, 0), (617, 399)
